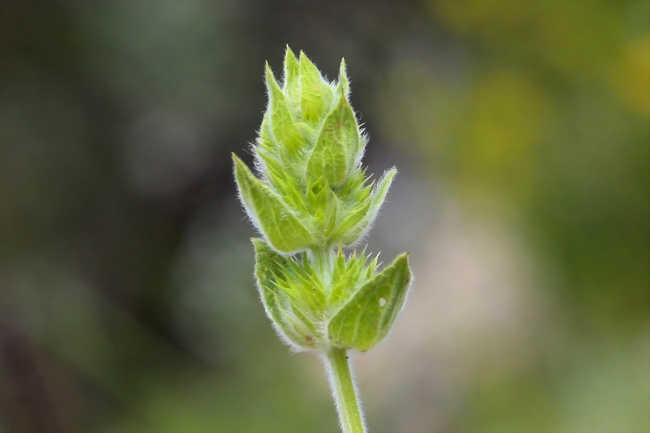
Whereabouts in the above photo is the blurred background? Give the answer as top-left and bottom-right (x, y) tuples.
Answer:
(1, 1), (648, 432)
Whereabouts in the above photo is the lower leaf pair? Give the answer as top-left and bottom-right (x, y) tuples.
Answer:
(253, 239), (413, 353)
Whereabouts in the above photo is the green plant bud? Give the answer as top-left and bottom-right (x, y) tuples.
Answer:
(254, 239), (320, 349)
(234, 154), (313, 253)
(234, 48), (400, 250)
(328, 253), (412, 351)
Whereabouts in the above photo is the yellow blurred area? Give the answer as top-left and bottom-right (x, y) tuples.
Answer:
(456, 69), (551, 206)
(612, 33), (650, 116)
(432, 0), (620, 79)
(373, 2), (649, 430)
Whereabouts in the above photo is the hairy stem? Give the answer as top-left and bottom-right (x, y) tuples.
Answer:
(307, 247), (333, 279)
(325, 347), (366, 433)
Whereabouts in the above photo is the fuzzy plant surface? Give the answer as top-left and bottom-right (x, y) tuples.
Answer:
(233, 47), (413, 433)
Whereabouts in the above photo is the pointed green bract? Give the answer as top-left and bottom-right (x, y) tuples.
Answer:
(284, 48), (300, 94)
(307, 92), (359, 187)
(331, 199), (371, 242)
(299, 51), (333, 125)
(337, 58), (350, 98)
(266, 65), (302, 163)
(234, 155), (313, 253)
(253, 238), (303, 344)
(253, 238), (320, 349)
(337, 168), (397, 245)
(328, 254), (412, 351)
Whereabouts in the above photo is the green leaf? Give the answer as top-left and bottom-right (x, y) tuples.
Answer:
(328, 248), (376, 310)
(308, 92), (359, 187)
(328, 253), (412, 351)
(255, 148), (287, 191)
(233, 154), (313, 253)
(253, 239), (319, 349)
(324, 190), (339, 237)
(253, 239), (294, 334)
(370, 168), (396, 209)
(283, 46), (301, 109)
(337, 58), (350, 98)
(299, 52), (333, 125)
(265, 64), (302, 162)
(330, 199), (371, 243)
(339, 168), (396, 245)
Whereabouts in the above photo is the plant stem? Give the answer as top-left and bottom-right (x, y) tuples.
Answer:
(307, 247), (333, 279)
(325, 347), (366, 433)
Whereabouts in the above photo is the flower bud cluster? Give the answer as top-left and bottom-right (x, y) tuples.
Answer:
(233, 47), (395, 254)
(233, 48), (412, 352)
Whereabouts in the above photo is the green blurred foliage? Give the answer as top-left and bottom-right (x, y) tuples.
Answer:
(375, 1), (649, 431)
(1, 1), (648, 432)
(382, 0), (649, 323)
